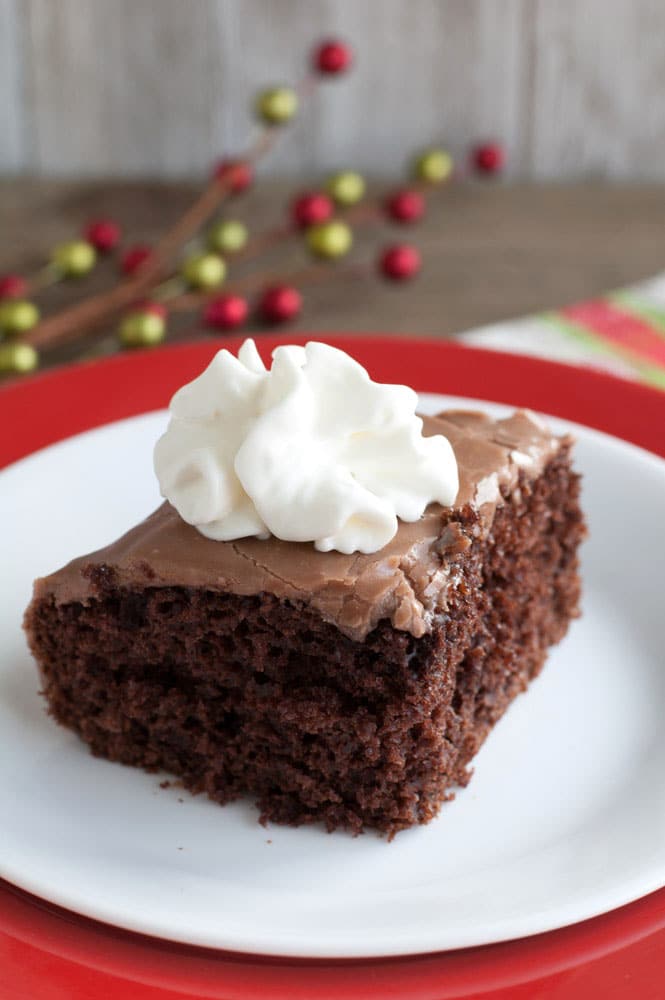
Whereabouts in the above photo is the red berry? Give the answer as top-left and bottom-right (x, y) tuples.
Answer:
(291, 191), (334, 229)
(84, 219), (122, 253)
(131, 299), (168, 319)
(203, 294), (249, 331)
(259, 285), (302, 325)
(0, 274), (28, 300)
(472, 142), (505, 175)
(314, 39), (353, 75)
(120, 245), (152, 276)
(380, 244), (421, 281)
(385, 189), (426, 224)
(213, 159), (254, 194)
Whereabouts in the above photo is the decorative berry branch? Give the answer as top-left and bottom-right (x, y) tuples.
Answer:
(0, 38), (504, 378)
(16, 130), (284, 354)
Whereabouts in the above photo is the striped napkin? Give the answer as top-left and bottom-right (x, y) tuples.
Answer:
(458, 274), (665, 391)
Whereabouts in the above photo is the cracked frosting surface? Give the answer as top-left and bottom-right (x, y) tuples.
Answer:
(34, 409), (563, 641)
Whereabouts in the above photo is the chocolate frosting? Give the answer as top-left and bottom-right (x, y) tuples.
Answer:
(33, 410), (562, 641)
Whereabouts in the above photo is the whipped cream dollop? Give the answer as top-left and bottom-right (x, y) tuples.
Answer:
(154, 339), (459, 554)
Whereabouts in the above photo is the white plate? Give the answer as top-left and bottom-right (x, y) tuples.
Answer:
(1, 395), (664, 959)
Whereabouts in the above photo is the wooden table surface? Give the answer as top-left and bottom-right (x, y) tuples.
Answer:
(2, 180), (665, 370)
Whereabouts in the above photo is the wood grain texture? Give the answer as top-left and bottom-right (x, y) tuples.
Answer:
(24, 0), (220, 175)
(209, 0), (528, 177)
(2, 179), (665, 372)
(0, 0), (26, 172)
(2, 0), (665, 179)
(530, 0), (665, 180)
(17, 0), (529, 178)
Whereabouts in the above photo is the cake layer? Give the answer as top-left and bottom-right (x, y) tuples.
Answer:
(32, 410), (560, 641)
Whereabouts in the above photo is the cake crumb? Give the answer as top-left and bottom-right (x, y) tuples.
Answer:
(160, 780), (172, 789)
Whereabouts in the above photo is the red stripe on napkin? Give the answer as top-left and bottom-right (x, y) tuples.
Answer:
(560, 300), (665, 368)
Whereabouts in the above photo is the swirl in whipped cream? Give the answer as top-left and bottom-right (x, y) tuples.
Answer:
(154, 339), (459, 554)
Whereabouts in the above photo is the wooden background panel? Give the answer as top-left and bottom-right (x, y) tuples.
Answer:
(24, 0), (222, 176)
(530, 0), (665, 180)
(214, 0), (528, 177)
(17, 0), (529, 179)
(0, 0), (26, 172)
(0, 0), (664, 180)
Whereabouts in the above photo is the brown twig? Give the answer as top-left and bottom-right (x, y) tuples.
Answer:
(223, 177), (437, 271)
(23, 273), (155, 350)
(21, 80), (315, 354)
(17, 66), (444, 359)
(232, 223), (294, 263)
(167, 260), (370, 314)
(143, 129), (279, 281)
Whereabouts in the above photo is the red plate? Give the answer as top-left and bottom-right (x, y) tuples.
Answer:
(2, 335), (665, 1000)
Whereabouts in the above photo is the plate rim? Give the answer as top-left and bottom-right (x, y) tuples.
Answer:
(2, 876), (665, 999)
(2, 333), (665, 470)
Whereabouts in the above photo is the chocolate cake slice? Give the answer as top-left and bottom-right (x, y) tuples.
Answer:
(25, 409), (585, 836)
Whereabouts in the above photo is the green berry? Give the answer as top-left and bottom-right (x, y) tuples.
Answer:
(0, 299), (40, 335)
(52, 240), (97, 278)
(207, 220), (248, 255)
(256, 86), (298, 125)
(182, 253), (226, 290)
(414, 149), (453, 184)
(0, 342), (39, 373)
(118, 311), (166, 348)
(326, 171), (366, 207)
(306, 220), (353, 259)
